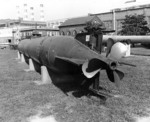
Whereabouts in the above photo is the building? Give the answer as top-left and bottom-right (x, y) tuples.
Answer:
(94, 4), (150, 33)
(59, 15), (106, 52)
(59, 15), (106, 37)
(46, 18), (67, 36)
(39, 4), (45, 21)
(47, 18), (67, 29)
(17, 28), (59, 40)
(0, 19), (46, 44)
(59, 4), (150, 35)
(16, 3), (45, 21)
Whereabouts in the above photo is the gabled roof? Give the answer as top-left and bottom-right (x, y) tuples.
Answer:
(59, 16), (95, 27)
(59, 15), (106, 30)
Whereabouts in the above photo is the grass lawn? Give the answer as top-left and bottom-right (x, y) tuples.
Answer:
(0, 47), (150, 122)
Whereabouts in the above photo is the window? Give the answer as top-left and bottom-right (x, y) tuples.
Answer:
(30, 7), (34, 10)
(40, 4), (43, 7)
(103, 20), (113, 30)
(8, 39), (11, 43)
(117, 19), (124, 30)
(41, 15), (44, 18)
(79, 30), (84, 33)
(60, 31), (65, 35)
(148, 16), (150, 24)
(67, 31), (70, 36)
(72, 30), (77, 36)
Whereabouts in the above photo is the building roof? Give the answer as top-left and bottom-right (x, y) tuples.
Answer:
(93, 3), (150, 15)
(0, 19), (17, 25)
(20, 20), (46, 25)
(59, 15), (107, 31)
(59, 16), (95, 27)
(19, 28), (59, 32)
(0, 19), (46, 25)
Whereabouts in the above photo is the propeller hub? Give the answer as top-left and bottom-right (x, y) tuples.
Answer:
(109, 61), (117, 70)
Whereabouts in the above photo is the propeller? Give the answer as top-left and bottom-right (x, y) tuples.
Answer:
(82, 58), (124, 89)
(82, 59), (107, 78)
(106, 38), (115, 57)
(106, 66), (124, 88)
(82, 39), (135, 89)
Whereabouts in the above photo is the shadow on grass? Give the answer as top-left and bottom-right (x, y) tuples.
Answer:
(23, 56), (107, 103)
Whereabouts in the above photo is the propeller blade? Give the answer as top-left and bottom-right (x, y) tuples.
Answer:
(82, 58), (107, 78)
(82, 61), (100, 78)
(86, 58), (107, 72)
(106, 68), (124, 88)
(113, 69), (124, 88)
(115, 69), (124, 81)
(106, 38), (115, 57)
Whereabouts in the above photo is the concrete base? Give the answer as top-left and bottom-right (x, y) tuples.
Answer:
(21, 54), (25, 63)
(29, 59), (35, 71)
(34, 66), (52, 85)
(16, 51), (21, 60)
(24, 69), (32, 72)
(124, 44), (131, 57)
(24, 59), (36, 72)
(41, 66), (52, 84)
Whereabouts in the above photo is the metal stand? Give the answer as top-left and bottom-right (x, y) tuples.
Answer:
(89, 71), (114, 97)
(93, 72), (100, 90)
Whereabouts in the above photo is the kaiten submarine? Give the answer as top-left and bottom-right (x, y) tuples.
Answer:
(17, 35), (131, 97)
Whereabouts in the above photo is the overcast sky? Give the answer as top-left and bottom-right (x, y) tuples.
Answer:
(0, 0), (150, 21)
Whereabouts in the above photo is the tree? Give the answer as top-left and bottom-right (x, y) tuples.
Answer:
(84, 19), (106, 34)
(119, 14), (150, 35)
(84, 18), (106, 53)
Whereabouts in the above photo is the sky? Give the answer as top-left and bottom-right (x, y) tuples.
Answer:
(0, 0), (150, 21)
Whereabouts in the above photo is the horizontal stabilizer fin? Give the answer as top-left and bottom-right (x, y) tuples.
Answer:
(55, 56), (85, 66)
